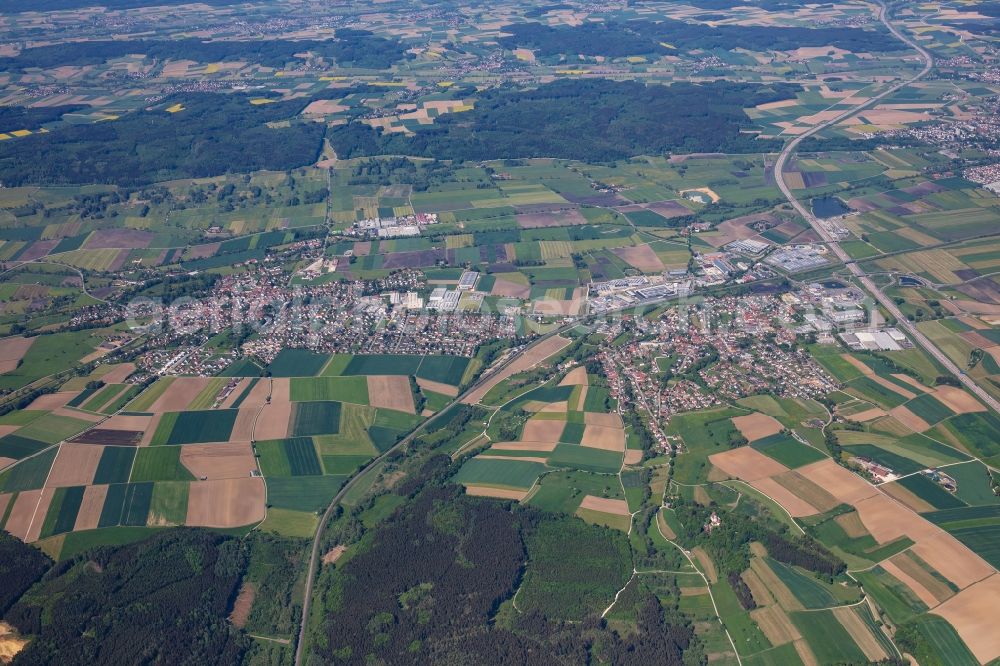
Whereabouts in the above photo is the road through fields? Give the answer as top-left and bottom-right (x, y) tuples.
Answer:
(773, 1), (1000, 415)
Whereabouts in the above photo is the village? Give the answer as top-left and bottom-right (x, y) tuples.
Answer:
(594, 292), (840, 453)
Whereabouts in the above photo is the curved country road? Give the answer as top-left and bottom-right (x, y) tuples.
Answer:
(774, 1), (1000, 414)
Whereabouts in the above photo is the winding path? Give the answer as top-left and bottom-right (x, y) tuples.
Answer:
(773, 2), (1000, 414)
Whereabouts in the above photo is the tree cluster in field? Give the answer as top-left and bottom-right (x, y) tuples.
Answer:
(328, 79), (800, 162)
(727, 571), (757, 611)
(498, 19), (908, 58)
(0, 94), (325, 187)
(673, 499), (845, 582)
(347, 157), (456, 190)
(4, 530), (249, 665)
(0, 31), (407, 71)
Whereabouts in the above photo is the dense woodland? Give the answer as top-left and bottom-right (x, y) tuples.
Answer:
(0, 533), (50, 616)
(313, 483), (696, 665)
(0, 94), (324, 186)
(499, 19), (908, 57)
(0, 31), (408, 71)
(329, 79), (799, 162)
(4, 530), (249, 665)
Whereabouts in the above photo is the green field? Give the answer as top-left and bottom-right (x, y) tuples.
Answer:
(130, 447), (196, 482)
(342, 354), (422, 376)
(0, 433), (49, 460)
(933, 412), (1000, 463)
(267, 349), (331, 377)
(847, 376), (909, 408)
(15, 413), (93, 444)
(924, 504), (1000, 567)
(895, 474), (966, 510)
(901, 614), (978, 666)
(290, 401), (342, 437)
(152, 410), (239, 446)
(256, 437), (323, 476)
(125, 377), (175, 412)
(265, 475), (347, 512)
(257, 506), (319, 538)
(147, 481), (189, 525)
(40, 485), (85, 538)
(548, 443), (621, 474)
(905, 393), (954, 425)
(92, 447), (136, 484)
(947, 461), (1000, 506)
(526, 470), (625, 514)
(0, 330), (97, 391)
(853, 566), (928, 625)
(840, 443), (926, 476)
(289, 376), (369, 404)
(764, 558), (852, 609)
(750, 434), (826, 468)
(0, 448), (57, 492)
(414, 355), (471, 386)
(453, 458), (546, 489)
(790, 609), (867, 664)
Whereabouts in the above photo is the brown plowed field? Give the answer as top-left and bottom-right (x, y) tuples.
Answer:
(46, 444), (103, 487)
(709, 446), (789, 482)
(180, 442), (257, 480)
(623, 449), (643, 465)
(368, 375), (415, 413)
(611, 245), (665, 272)
(25, 488), (55, 542)
(147, 377), (211, 412)
(578, 495), (630, 515)
(749, 477), (820, 517)
(229, 409), (257, 442)
(73, 484), (109, 531)
(416, 377), (459, 397)
(253, 402), (291, 440)
(558, 366), (588, 386)
(580, 425), (625, 451)
(911, 533), (994, 590)
(491, 440), (558, 452)
(732, 413), (783, 441)
(26, 392), (78, 410)
(854, 494), (917, 543)
(4, 490), (40, 540)
(932, 574), (1000, 663)
(583, 412), (624, 428)
(237, 378), (273, 410)
(847, 407), (886, 422)
(933, 385), (985, 413)
(831, 607), (889, 662)
(751, 605), (800, 646)
(771, 471), (841, 512)
(0, 336), (33, 373)
(464, 485), (528, 500)
(186, 477), (265, 527)
(888, 405), (930, 431)
(795, 459), (877, 504)
(100, 363), (136, 384)
(100, 414), (152, 431)
(521, 419), (565, 443)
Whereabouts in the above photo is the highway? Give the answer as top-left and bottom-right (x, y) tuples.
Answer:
(773, 1), (1000, 414)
